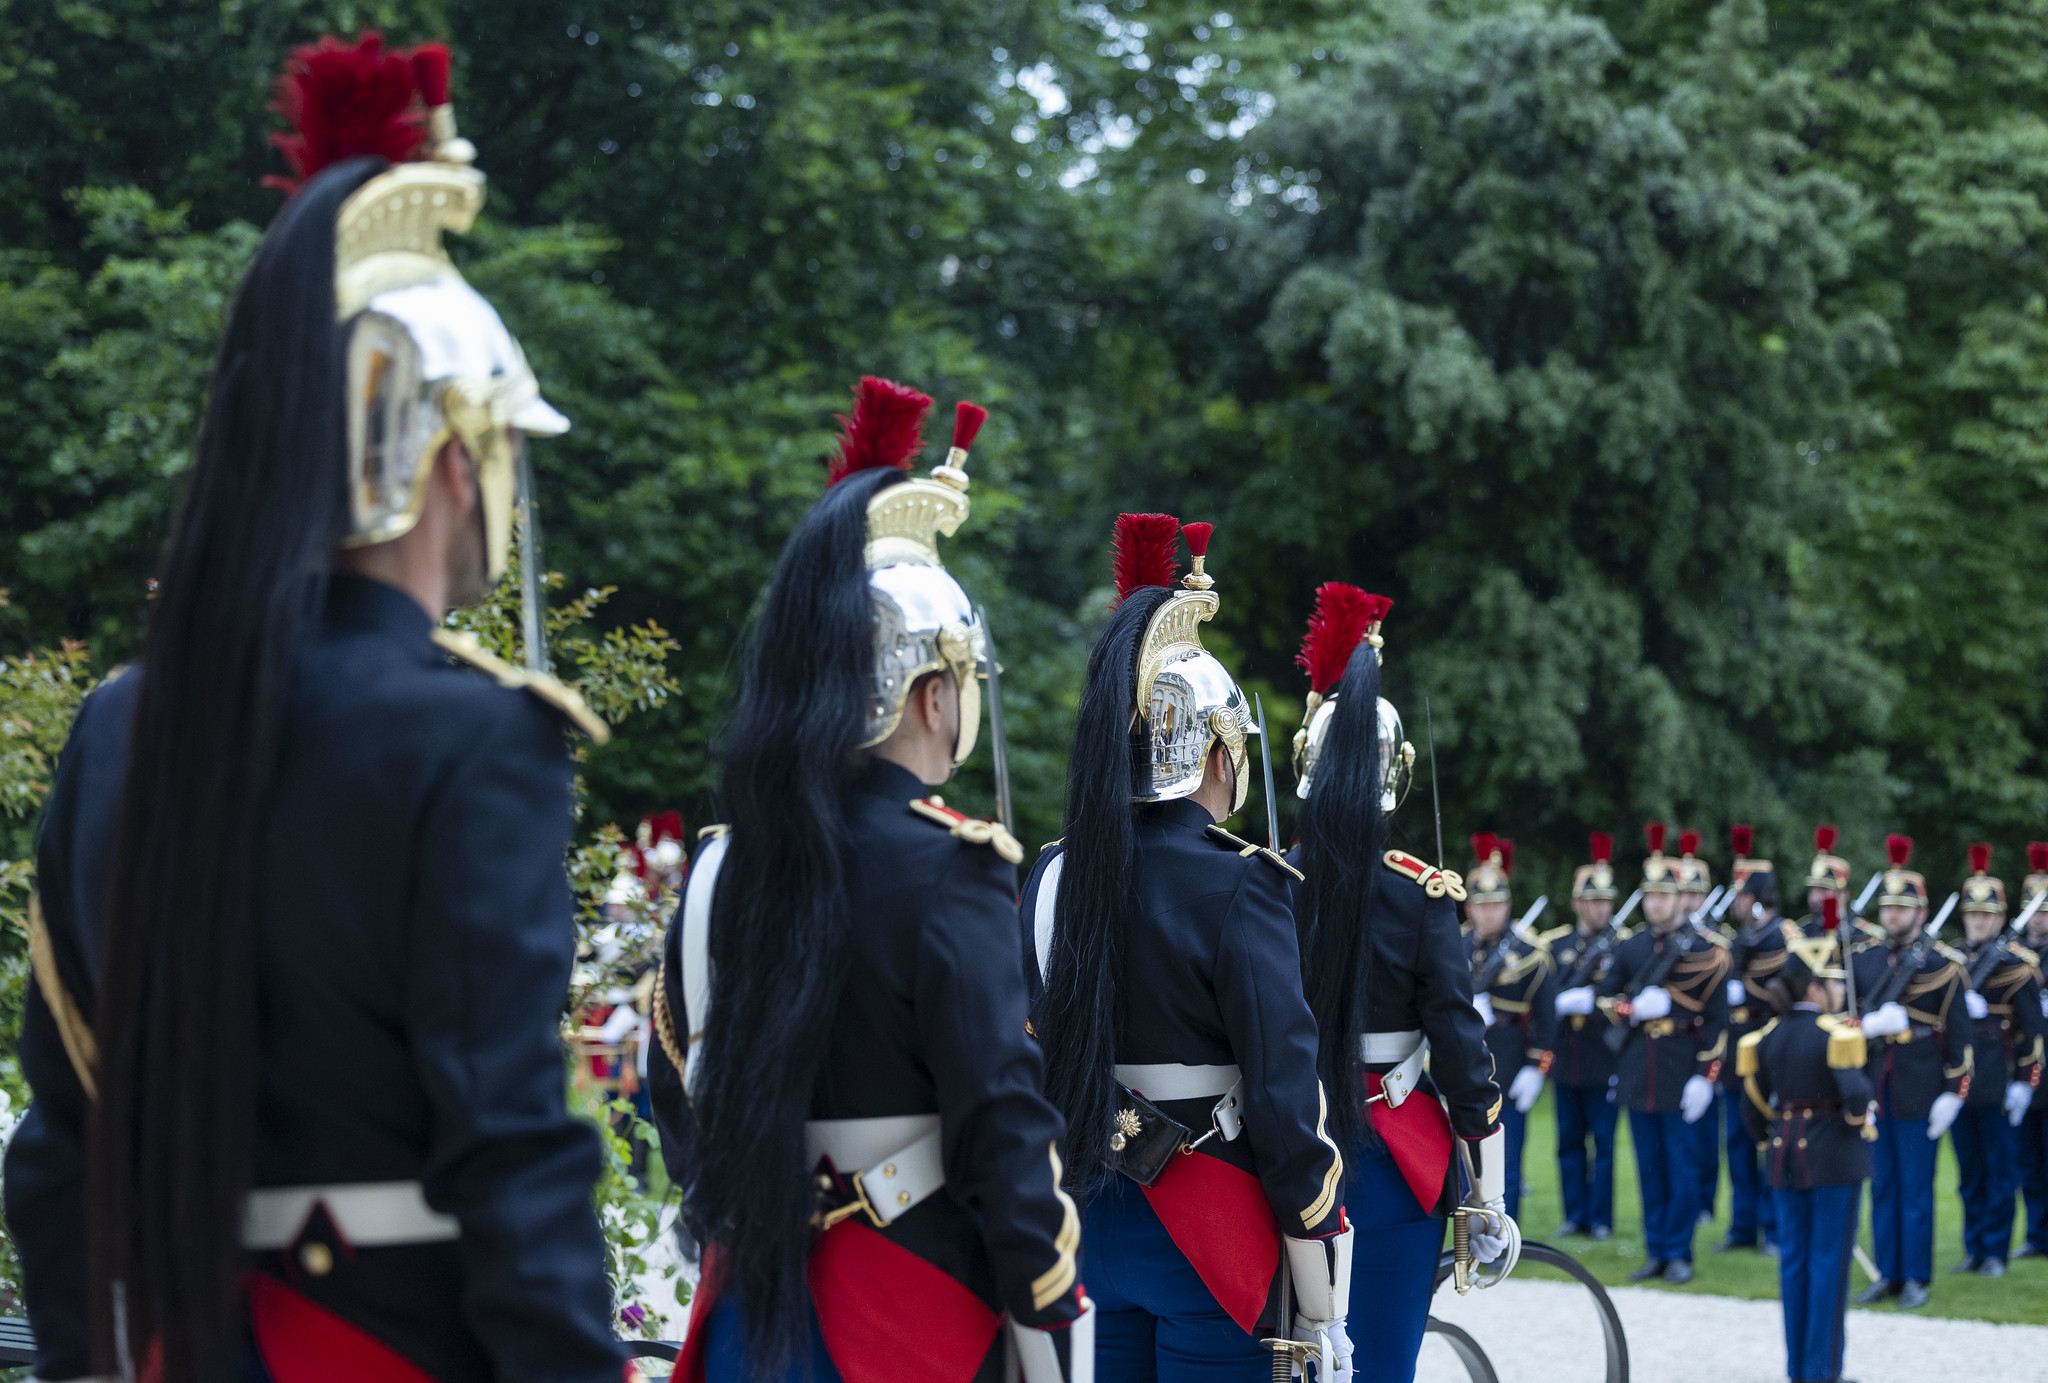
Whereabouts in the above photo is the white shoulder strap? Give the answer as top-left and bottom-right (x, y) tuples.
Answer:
(1033, 851), (1063, 986)
(680, 832), (729, 1087)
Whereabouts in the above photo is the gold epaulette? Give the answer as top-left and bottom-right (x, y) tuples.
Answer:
(2012, 942), (2040, 968)
(431, 628), (610, 743)
(1537, 923), (1574, 946)
(699, 823), (730, 841)
(1736, 1023), (1770, 1078)
(1819, 1013), (1866, 1070)
(1206, 824), (1304, 881)
(910, 797), (1024, 864)
(1040, 837), (1064, 853)
(1935, 943), (1967, 966)
(1382, 849), (1467, 901)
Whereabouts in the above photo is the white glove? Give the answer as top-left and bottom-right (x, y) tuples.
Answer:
(1288, 1319), (1353, 1383)
(1555, 986), (1595, 1016)
(1472, 992), (1496, 1026)
(1965, 990), (1990, 1020)
(1631, 986), (1672, 1022)
(1927, 1091), (1964, 1140)
(1726, 979), (1747, 1006)
(2007, 1081), (2035, 1126)
(2039, 991), (2047, 1019)
(1861, 1002), (1909, 1038)
(1509, 1065), (1546, 1113)
(1681, 1073), (1715, 1124)
(1470, 1196), (1514, 1264)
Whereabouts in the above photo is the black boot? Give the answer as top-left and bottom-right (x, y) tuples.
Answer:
(1662, 1259), (1695, 1284)
(1627, 1258), (1667, 1282)
(1899, 1280), (1931, 1309)
(1851, 1278), (1895, 1306)
(1950, 1255), (1980, 1274)
(1979, 1258), (2007, 1278)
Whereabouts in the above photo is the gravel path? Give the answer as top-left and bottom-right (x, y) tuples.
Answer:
(1416, 1278), (2048, 1382)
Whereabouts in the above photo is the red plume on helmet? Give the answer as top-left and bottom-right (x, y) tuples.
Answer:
(1497, 839), (1516, 876)
(1470, 831), (1500, 866)
(1645, 821), (1668, 855)
(2030, 842), (2048, 873)
(1590, 832), (1613, 864)
(265, 32), (440, 195)
(1970, 842), (1993, 876)
(1730, 824), (1754, 859)
(951, 401), (988, 453)
(1822, 895), (1840, 931)
(1814, 823), (1839, 854)
(1886, 834), (1913, 868)
(1295, 583), (1393, 696)
(1678, 829), (1701, 859)
(1111, 513), (1181, 604)
(828, 376), (933, 485)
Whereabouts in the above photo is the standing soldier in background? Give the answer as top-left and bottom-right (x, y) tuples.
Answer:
(1852, 837), (1969, 1310)
(1550, 834), (1624, 1240)
(1598, 823), (1731, 1284)
(1797, 825), (1853, 938)
(1287, 583), (1511, 1383)
(2, 34), (630, 1383)
(1738, 927), (1873, 1383)
(1716, 828), (1787, 1256)
(1463, 834), (1557, 1223)
(1948, 845), (2046, 1278)
(2014, 843), (2048, 1260)
(1675, 831), (1727, 1228)
(647, 381), (1091, 1383)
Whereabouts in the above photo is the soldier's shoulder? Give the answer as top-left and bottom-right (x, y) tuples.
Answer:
(1381, 848), (1466, 901)
(1931, 942), (1968, 969)
(430, 629), (610, 743)
(2011, 942), (2041, 968)
(908, 797), (1025, 865)
(1537, 923), (1575, 947)
(1205, 824), (1303, 881)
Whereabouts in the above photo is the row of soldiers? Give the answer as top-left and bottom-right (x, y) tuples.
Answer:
(1469, 823), (2048, 1381)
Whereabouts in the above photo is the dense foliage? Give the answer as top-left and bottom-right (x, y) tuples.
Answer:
(6, 0), (2048, 948)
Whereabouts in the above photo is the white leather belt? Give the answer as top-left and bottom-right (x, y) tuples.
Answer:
(1115, 1063), (1245, 1143)
(808, 1114), (945, 1227)
(242, 1180), (458, 1250)
(1360, 1033), (1430, 1110)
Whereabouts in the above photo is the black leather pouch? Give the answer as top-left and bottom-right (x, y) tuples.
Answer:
(1109, 1084), (1195, 1187)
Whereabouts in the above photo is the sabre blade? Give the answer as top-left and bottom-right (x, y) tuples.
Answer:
(1927, 891), (1960, 938)
(1690, 885), (1725, 932)
(2008, 887), (2047, 937)
(1514, 895), (1549, 941)
(977, 606), (1014, 835)
(1612, 888), (1643, 929)
(1255, 693), (1280, 851)
(1426, 697), (1444, 868)
(1851, 868), (1884, 918)
(515, 448), (549, 674)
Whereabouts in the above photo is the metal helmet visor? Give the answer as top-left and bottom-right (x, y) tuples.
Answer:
(1140, 646), (1256, 815)
(863, 561), (985, 766)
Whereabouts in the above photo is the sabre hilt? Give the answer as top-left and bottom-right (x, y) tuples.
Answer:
(1267, 1338), (1316, 1381)
(1452, 1205), (1474, 1294)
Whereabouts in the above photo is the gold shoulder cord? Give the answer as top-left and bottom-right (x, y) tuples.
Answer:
(651, 954), (688, 1079)
(908, 798), (1025, 864)
(431, 628), (611, 744)
(26, 894), (98, 1101)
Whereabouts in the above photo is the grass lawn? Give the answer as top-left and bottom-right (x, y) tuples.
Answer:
(1513, 1087), (2048, 1326)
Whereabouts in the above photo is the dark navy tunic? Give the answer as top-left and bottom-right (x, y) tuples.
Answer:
(1465, 927), (1557, 1089)
(1957, 938), (2047, 1109)
(1738, 1010), (1876, 1190)
(1721, 914), (1792, 1094)
(1022, 800), (1344, 1238)
(4, 574), (624, 1383)
(1849, 935), (1970, 1119)
(1548, 925), (1622, 1091)
(647, 758), (1082, 1334)
(1596, 927), (1732, 1113)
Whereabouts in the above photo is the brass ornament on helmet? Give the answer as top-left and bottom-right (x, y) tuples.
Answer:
(1133, 522), (1257, 814)
(1571, 832), (1617, 901)
(1875, 834), (1927, 909)
(1641, 821), (1682, 894)
(2022, 842), (2048, 910)
(1961, 842), (2007, 915)
(1465, 832), (1513, 906)
(1290, 583), (1413, 811)
(1805, 823), (1851, 893)
(1728, 824), (1773, 894)
(1676, 829), (1711, 894)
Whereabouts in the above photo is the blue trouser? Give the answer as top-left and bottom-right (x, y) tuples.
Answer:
(1727, 1087), (1778, 1245)
(1952, 1104), (2018, 1263)
(1082, 1173), (1268, 1382)
(1694, 1090), (1723, 1221)
(1868, 1115), (1935, 1284)
(1629, 1109), (1700, 1262)
(1342, 1135), (1443, 1383)
(1501, 1100), (1528, 1221)
(1774, 1183), (1858, 1382)
(1555, 1081), (1617, 1229)
(701, 1290), (844, 1382)
(2018, 1100), (2048, 1252)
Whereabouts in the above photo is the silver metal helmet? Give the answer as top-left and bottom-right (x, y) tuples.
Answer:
(1293, 691), (1414, 811)
(1289, 582), (1413, 810)
(1132, 527), (1257, 816)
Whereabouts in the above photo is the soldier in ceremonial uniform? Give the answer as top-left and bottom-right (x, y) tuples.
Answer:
(2015, 843), (2048, 1259)
(1947, 845), (2046, 1278)
(1737, 926), (1873, 1383)
(1850, 839), (1969, 1310)
(4, 34), (631, 1383)
(1287, 583), (1512, 1383)
(1463, 834), (1556, 1222)
(1596, 823), (1731, 1284)
(1024, 519), (1349, 1382)
(646, 382), (1090, 1383)
(1717, 827), (1788, 1255)
(1675, 831), (1727, 1226)
(1797, 826), (1852, 938)
(1550, 834), (1624, 1240)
